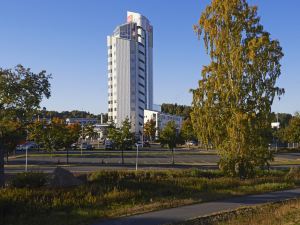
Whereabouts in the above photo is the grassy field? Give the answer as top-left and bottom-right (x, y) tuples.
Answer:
(0, 169), (299, 225)
(216, 199), (300, 225)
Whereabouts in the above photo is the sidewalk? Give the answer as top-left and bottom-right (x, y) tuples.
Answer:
(92, 188), (300, 225)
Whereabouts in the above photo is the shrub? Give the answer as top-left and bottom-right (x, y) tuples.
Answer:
(10, 172), (48, 188)
(285, 167), (300, 184)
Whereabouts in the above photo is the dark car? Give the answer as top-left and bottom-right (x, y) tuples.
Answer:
(80, 143), (93, 150)
(143, 141), (151, 147)
(104, 140), (114, 150)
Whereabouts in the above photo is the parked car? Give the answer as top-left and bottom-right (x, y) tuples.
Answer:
(104, 140), (114, 150)
(16, 142), (38, 151)
(143, 141), (151, 147)
(80, 143), (93, 150)
(186, 140), (198, 147)
(71, 143), (77, 149)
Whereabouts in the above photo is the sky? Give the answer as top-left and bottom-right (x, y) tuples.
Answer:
(0, 0), (299, 115)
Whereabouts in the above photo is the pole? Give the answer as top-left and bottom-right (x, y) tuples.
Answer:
(141, 125), (144, 148)
(172, 148), (174, 165)
(81, 124), (83, 156)
(67, 147), (69, 164)
(136, 145), (139, 171)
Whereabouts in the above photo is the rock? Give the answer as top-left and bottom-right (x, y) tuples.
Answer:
(50, 167), (83, 187)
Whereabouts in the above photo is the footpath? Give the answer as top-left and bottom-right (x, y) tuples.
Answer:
(92, 188), (300, 225)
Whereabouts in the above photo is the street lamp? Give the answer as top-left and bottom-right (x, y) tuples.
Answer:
(135, 143), (140, 171)
(136, 125), (144, 171)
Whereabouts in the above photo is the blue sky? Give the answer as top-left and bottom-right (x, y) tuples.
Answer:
(0, 0), (299, 114)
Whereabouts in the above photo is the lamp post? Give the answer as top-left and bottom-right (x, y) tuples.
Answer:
(25, 129), (28, 172)
(81, 124), (84, 156)
(135, 143), (139, 171)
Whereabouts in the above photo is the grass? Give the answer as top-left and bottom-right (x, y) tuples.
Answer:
(0, 169), (298, 225)
(215, 199), (300, 225)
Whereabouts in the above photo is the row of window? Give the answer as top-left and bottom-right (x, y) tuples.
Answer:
(139, 98), (145, 104)
(108, 108), (117, 112)
(108, 100), (117, 104)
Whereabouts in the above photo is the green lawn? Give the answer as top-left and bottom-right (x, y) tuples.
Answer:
(1, 169), (299, 225)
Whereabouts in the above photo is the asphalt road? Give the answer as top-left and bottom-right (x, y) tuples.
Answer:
(91, 188), (300, 225)
(4, 148), (300, 174)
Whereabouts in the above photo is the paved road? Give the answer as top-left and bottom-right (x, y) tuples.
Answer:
(91, 188), (300, 225)
(5, 149), (300, 174)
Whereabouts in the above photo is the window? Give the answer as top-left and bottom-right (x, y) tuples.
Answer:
(139, 59), (145, 64)
(139, 106), (144, 111)
(138, 42), (144, 47)
(139, 114), (144, 119)
(139, 75), (144, 80)
(114, 108), (117, 111)
(138, 82), (145, 88)
(139, 91), (145, 96)
(139, 50), (145, 55)
(139, 67), (145, 72)
(139, 98), (145, 103)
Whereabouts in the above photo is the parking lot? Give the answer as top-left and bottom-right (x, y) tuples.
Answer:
(5, 146), (300, 174)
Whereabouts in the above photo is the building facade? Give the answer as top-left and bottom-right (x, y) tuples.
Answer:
(144, 109), (183, 139)
(107, 11), (153, 136)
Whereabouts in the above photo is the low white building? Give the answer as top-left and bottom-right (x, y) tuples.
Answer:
(144, 109), (183, 138)
(66, 118), (98, 126)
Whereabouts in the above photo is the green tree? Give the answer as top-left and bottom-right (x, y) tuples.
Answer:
(144, 119), (156, 141)
(281, 113), (300, 145)
(0, 65), (51, 186)
(107, 118), (134, 164)
(160, 121), (180, 164)
(83, 125), (97, 141)
(191, 0), (283, 178)
(180, 118), (196, 144)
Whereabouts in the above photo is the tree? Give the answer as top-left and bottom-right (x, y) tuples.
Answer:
(180, 118), (196, 144)
(281, 113), (300, 145)
(0, 65), (51, 186)
(83, 125), (97, 141)
(107, 118), (134, 164)
(144, 119), (156, 141)
(161, 103), (192, 120)
(191, 0), (284, 178)
(160, 121), (180, 164)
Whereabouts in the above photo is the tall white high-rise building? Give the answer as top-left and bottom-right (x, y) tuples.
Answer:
(107, 11), (153, 136)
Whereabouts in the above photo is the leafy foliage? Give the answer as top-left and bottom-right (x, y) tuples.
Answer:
(161, 103), (191, 119)
(280, 112), (300, 144)
(180, 118), (196, 142)
(143, 119), (156, 141)
(0, 65), (51, 186)
(191, 0), (283, 178)
(28, 118), (81, 152)
(160, 121), (181, 149)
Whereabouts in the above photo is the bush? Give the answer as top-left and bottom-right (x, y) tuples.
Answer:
(285, 167), (300, 184)
(10, 172), (48, 188)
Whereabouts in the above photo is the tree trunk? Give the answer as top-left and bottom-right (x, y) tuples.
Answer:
(0, 143), (5, 187)
(172, 148), (175, 165)
(121, 149), (124, 164)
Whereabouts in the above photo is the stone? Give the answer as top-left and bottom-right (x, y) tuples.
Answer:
(50, 167), (83, 187)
